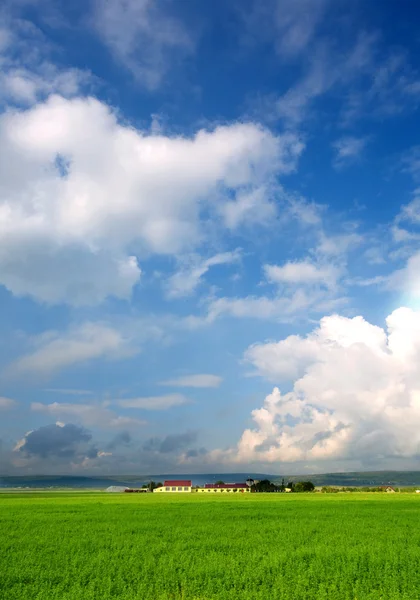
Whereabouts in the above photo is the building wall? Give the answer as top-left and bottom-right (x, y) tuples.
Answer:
(154, 486), (192, 493)
(153, 485), (251, 493)
(194, 487), (251, 493)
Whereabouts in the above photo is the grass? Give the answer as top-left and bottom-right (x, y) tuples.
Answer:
(0, 492), (419, 599)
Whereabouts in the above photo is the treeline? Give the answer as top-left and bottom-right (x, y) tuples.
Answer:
(252, 479), (315, 493)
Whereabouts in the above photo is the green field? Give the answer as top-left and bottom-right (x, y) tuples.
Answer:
(1, 492), (419, 600)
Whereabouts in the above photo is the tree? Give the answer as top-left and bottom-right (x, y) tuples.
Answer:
(215, 480), (225, 485)
(142, 481), (163, 491)
(293, 481), (315, 493)
(252, 479), (280, 493)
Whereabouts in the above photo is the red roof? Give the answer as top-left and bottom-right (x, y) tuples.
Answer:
(205, 483), (248, 489)
(163, 480), (192, 487)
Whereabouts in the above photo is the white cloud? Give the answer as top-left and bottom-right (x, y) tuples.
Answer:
(264, 260), (340, 289)
(205, 288), (346, 323)
(160, 374), (222, 388)
(275, 33), (377, 125)
(272, 31), (420, 127)
(1, 66), (89, 105)
(240, 0), (328, 59)
(0, 95), (299, 305)
(332, 136), (368, 167)
(396, 192), (420, 224)
(93, 0), (193, 89)
(200, 256), (345, 324)
(388, 251), (420, 300)
(286, 196), (323, 226)
(0, 17), (89, 105)
(220, 186), (277, 230)
(31, 401), (146, 428)
(118, 394), (189, 410)
(316, 232), (362, 257)
(9, 322), (135, 376)
(203, 307), (420, 466)
(166, 250), (241, 298)
(245, 313), (386, 381)
(0, 396), (17, 409)
(273, 0), (328, 58)
(343, 51), (420, 123)
(402, 148), (420, 182)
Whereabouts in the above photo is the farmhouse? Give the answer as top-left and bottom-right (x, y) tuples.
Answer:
(153, 480), (192, 493)
(380, 486), (396, 493)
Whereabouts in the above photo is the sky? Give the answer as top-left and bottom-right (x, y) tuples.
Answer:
(1, 0), (420, 476)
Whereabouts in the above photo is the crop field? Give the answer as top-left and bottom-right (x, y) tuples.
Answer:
(0, 492), (419, 600)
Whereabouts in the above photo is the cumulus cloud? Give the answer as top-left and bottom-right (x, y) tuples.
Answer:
(388, 251), (420, 300)
(160, 374), (222, 388)
(0, 16), (89, 105)
(206, 307), (420, 466)
(0, 94), (300, 305)
(93, 0), (194, 89)
(14, 423), (92, 459)
(118, 394), (189, 410)
(166, 250), (241, 298)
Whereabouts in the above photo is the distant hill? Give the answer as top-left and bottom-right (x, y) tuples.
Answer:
(2, 471), (420, 489)
(272, 471), (420, 487)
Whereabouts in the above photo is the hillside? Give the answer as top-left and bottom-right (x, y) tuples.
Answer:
(273, 471), (420, 487)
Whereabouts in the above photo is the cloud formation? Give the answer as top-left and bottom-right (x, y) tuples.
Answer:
(9, 322), (135, 376)
(143, 431), (197, 454)
(204, 257), (346, 324)
(166, 250), (242, 298)
(0, 14), (90, 105)
(206, 307), (420, 466)
(31, 401), (146, 428)
(264, 260), (340, 289)
(0, 95), (300, 305)
(15, 423), (92, 459)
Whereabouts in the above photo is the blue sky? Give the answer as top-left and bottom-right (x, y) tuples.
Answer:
(2, 0), (420, 476)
